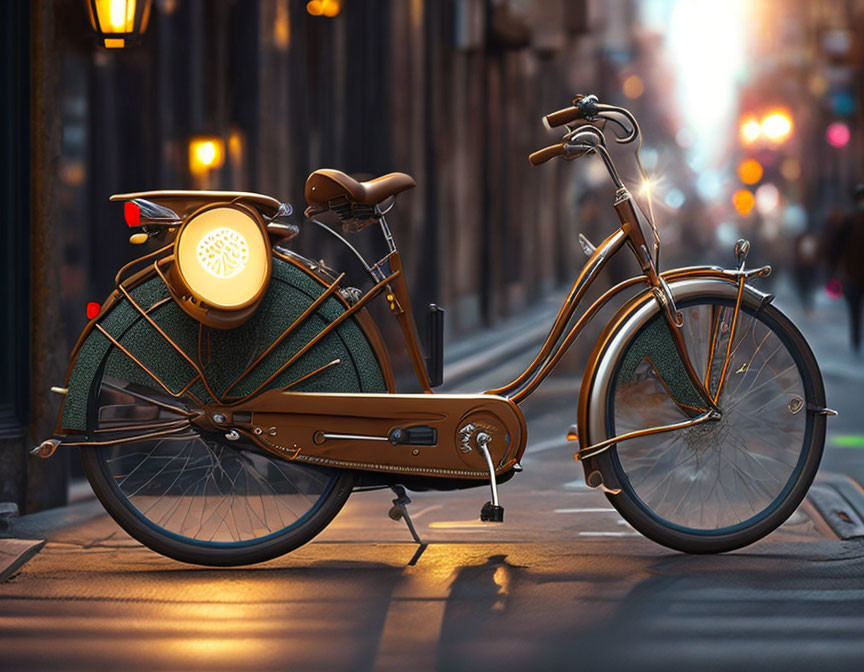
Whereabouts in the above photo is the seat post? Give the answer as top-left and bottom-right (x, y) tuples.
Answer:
(375, 206), (397, 254)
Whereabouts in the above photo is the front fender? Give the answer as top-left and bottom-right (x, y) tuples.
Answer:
(576, 270), (774, 491)
(55, 254), (394, 435)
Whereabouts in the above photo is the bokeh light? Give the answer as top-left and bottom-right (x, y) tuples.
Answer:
(760, 110), (793, 143)
(622, 74), (644, 99)
(737, 159), (763, 185)
(755, 183), (781, 215)
(732, 189), (755, 216)
(780, 157), (802, 181)
(739, 117), (762, 145)
(826, 121), (850, 148)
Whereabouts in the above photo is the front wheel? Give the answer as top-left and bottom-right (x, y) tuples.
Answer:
(591, 285), (826, 553)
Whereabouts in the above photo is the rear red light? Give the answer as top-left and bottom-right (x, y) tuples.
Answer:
(86, 302), (101, 320)
(124, 201), (141, 227)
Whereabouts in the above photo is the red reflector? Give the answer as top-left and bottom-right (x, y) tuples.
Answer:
(86, 302), (101, 319)
(124, 201), (141, 227)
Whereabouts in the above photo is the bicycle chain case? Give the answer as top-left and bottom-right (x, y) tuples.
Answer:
(202, 391), (527, 480)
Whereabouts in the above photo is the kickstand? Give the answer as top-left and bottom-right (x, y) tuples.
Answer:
(388, 485), (424, 546)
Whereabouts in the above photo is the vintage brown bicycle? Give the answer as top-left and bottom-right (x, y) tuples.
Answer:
(35, 94), (835, 565)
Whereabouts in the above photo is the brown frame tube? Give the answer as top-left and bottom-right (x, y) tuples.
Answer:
(487, 228), (630, 400)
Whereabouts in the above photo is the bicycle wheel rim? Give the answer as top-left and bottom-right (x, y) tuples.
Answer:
(88, 373), (342, 549)
(606, 297), (815, 536)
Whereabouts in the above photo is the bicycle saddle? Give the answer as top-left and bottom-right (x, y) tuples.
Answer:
(304, 169), (415, 211)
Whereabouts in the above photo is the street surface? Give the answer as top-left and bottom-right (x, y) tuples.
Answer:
(2, 281), (864, 671)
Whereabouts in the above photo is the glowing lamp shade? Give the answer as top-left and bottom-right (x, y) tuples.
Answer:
(86, 0), (152, 48)
(826, 121), (851, 148)
(175, 207), (269, 309)
(307, 0), (342, 17)
(189, 137), (226, 177)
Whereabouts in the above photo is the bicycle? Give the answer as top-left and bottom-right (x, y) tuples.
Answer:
(34, 94), (835, 565)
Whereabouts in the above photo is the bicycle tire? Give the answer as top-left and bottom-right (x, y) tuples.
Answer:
(594, 292), (825, 553)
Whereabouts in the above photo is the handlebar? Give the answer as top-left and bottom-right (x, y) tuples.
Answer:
(528, 143), (566, 167)
(543, 94), (600, 129)
(530, 94), (641, 169)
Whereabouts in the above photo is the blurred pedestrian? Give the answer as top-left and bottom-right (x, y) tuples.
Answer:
(792, 231), (819, 313)
(824, 186), (864, 352)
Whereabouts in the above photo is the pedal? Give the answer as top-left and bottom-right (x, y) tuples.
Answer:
(480, 501), (504, 523)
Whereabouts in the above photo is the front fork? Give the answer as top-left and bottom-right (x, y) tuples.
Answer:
(572, 238), (771, 465)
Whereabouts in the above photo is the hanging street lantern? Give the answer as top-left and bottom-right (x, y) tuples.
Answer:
(85, 0), (153, 49)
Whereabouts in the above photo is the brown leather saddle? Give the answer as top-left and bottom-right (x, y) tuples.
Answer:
(304, 168), (415, 231)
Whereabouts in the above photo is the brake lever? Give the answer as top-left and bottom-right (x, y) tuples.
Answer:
(564, 124), (606, 148)
(594, 104), (639, 144)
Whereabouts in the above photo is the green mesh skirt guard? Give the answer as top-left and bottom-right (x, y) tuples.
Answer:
(617, 316), (707, 414)
(61, 256), (388, 431)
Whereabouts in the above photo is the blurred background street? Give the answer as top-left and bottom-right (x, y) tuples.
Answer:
(2, 0), (864, 670)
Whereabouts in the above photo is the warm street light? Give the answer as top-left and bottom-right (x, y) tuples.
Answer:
(739, 109), (793, 146)
(739, 116), (762, 145)
(761, 110), (793, 143)
(189, 136), (225, 177)
(306, 0), (342, 17)
(85, 0), (153, 49)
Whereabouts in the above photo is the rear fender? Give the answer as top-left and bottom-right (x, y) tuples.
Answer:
(55, 254), (395, 435)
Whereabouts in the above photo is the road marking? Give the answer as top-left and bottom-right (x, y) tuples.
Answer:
(577, 531), (641, 537)
(554, 507), (618, 513)
(563, 478), (590, 490)
(428, 520), (491, 529)
(409, 505), (443, 520)
(831, 434), (864, 448)
(525, 437), (568, 454)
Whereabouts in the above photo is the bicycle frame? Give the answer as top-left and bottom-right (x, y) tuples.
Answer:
(358, 189), (716, 404)
(314, 181), (779, 477)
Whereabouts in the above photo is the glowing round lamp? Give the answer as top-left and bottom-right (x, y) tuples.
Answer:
(175, 206), (270, 310)
(86, 0), (153, 49)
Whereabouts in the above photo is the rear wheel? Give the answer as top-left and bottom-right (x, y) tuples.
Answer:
(596, 291), (825, 553)
(81, 373), (354, 566)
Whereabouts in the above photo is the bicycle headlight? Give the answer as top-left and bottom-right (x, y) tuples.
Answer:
(175, 205), (270, 310)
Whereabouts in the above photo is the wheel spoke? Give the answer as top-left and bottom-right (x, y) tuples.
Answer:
(90, 375), (339, 546)
(610, 300), (809, 534)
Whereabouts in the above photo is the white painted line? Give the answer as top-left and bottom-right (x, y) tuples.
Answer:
(554, 507), (618, 514)
(577, 531), (641, 537)
(408, 505), (442, 520)
(563, 479), (590, 490)
(525, 437), (569, 454)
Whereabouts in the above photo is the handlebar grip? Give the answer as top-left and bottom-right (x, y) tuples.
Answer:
(529, 143), (565, 166)
(544, 106), (582, 129)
